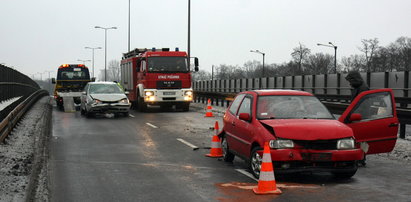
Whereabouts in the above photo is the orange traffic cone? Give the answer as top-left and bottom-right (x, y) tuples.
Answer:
(204, 99), (214, 117)
(205, 121), (223, 158)
(253, 142), (282, 195)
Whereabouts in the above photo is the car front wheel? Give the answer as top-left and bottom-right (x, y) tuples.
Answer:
(332, 165), (358, 180)
(249, 146), (263, 179)
(221, 136), (235, 162)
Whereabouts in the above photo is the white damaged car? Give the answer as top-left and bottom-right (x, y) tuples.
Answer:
(80, 82), (131, 117)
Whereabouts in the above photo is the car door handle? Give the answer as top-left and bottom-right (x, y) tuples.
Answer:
(231, 121), (235, 126)
(388, 123), (399, 127)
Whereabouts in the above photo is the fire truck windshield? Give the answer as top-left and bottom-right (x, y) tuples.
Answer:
(57, 67), (90, 80)
(147, 57), (188, 73)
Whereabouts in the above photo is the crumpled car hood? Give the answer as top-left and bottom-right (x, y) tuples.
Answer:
(259, 119), (353, 140)
(90, 94), (127, 102)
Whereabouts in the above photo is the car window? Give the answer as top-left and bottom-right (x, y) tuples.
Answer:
(89, 84), (123, 94)
(237, 97), (252, 116)
(351, 92), (393, 121)
(257, 95), (334, 119)
(229, 94), (245, 115)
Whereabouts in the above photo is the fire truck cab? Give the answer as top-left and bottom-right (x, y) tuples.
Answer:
(121, 48), (198, 112)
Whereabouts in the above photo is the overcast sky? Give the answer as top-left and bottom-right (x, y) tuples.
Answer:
(1, 0), (411, 80)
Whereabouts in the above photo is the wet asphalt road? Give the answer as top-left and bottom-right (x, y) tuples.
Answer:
(50, 105), (411, 202)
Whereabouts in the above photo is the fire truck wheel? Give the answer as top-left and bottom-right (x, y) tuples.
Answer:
(137, 96), (147, 112)
(181, 103), (190, 112)
(177, 103), (190, 112)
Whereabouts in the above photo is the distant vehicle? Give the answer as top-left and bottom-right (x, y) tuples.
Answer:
(80, 82), (131, 117)
(120, 48), (198, 112)
(219, 89), (398, 179)
(52, 64), (94, 110)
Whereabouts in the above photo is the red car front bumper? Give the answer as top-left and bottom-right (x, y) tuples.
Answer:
(258, 148), (364, 173)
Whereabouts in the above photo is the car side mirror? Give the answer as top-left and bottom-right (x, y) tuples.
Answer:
(91, 77), (96, 82)
(81, 91), (87, 95)
(239, 113), (251, 122)
(125, 91), (130, 95)
(349, 113), (362, 122)
(51, 78), (56, 84)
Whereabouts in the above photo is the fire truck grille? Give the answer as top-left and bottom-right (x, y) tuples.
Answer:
(157, 81), (182, 89)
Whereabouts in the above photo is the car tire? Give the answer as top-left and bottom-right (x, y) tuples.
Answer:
(123, 112), (129, 117)
(221, 136), (235, 162)
(249, 146), (263, 179)
(80, 106), (85, 115)
(85, 108), (93, 118)
(332, 166), (358, 179)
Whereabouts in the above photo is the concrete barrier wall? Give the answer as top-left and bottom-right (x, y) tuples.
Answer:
(194, 71), (410, 99)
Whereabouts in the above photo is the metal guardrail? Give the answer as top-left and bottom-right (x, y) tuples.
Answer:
(0, 90), (48, 142)
(193, 91), (411, 139)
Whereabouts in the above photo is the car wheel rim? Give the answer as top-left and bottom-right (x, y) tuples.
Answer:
(251, 152), (262, 176)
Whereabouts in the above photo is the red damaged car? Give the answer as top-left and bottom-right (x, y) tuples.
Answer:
(220, 89), (398, 179)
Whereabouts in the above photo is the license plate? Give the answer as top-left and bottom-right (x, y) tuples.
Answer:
(163, 92), (175, 95)
(302, 153), (332, 161)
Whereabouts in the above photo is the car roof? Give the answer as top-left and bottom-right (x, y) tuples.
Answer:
(245, 89), (313, 96)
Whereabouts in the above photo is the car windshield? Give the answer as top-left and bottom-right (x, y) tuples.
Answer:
(147, 57), (188, 72)
(57, 67), (90, 80)
(89, 84), (123, 94)
(257, 95), (334, 120)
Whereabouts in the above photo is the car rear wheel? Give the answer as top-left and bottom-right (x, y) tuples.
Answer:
(249, 146), (263, 179)
(221, 136), (235, 162)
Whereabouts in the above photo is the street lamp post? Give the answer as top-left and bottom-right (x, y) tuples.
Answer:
(128, 0), (131, 52)
(250, 50), (266, 76)
(85, 47), (102, 78)
(95, 26), (117, 81)
(317, 42), (338, 74)
(187, 0), (191, 62)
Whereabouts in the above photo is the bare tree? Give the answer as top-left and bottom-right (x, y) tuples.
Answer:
(341, 54), (366, 72)
(359, 38), (380, 72)
(304, 53), (333, 75)
(291, 43), (311, 75)
(395, 36), (411, 71)
(243, 60), (260, 78)
(99, 60), (120, 81)
(192, 70), (211, 81)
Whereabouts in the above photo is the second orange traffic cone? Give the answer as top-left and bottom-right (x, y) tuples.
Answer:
(204, 99), (214, 117)
(205, 121), (223, 158)
(253, 142), (282, 195)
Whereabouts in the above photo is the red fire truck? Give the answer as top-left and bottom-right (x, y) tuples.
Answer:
(120, 48), (198, 112)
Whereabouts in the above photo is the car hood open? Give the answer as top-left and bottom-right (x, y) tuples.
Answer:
(259, 119), (353, 140)
(90, 94), (127, 102)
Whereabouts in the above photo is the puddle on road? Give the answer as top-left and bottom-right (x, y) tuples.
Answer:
(215, 182), (322, 201)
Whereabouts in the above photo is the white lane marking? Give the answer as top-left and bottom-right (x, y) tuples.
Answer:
(146, 123), (158, 128)
(129, 114), (135, 118)
(177, 138), (199, 150)
(235, 169), (258, 182)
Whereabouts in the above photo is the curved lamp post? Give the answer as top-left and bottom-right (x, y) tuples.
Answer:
(317, 42), (337, 74)
(95, 26), (117, 81)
